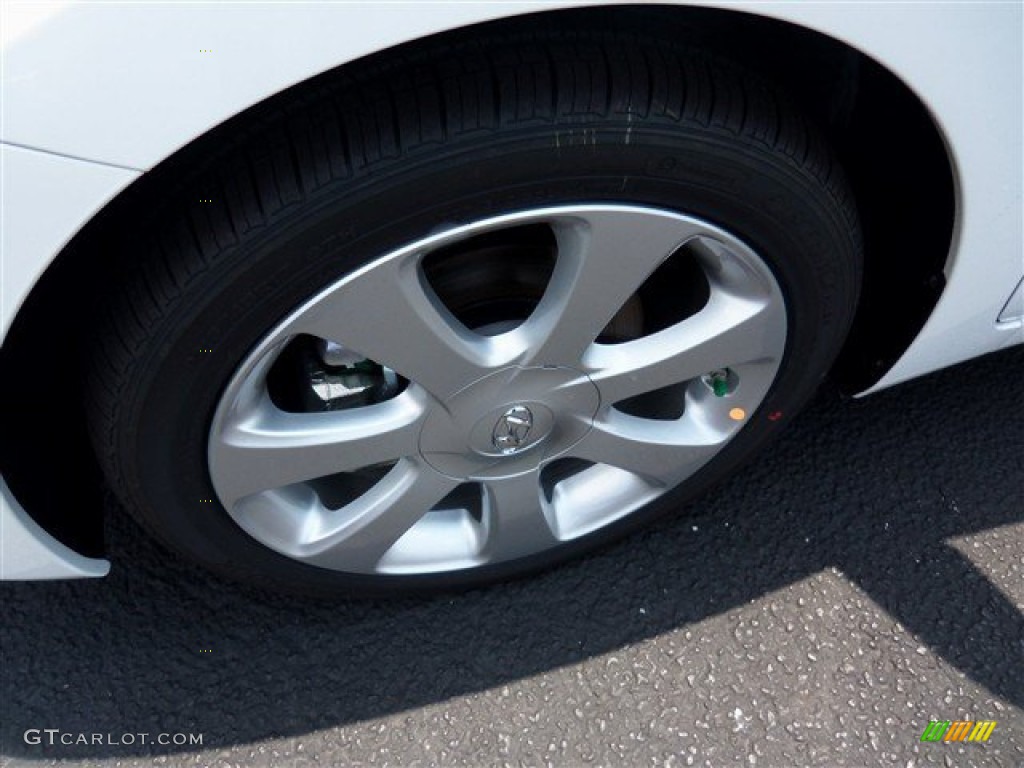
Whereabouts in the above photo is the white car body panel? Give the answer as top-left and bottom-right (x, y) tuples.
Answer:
(1, 144), (140, 338)
(1, 1), (1021, 578)
(0, 477), (109, 579)
(0, 144), (138, 578)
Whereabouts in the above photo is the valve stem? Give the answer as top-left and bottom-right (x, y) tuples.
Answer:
(704, 369), (731, 397)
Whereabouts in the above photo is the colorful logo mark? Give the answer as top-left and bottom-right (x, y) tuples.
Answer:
(920, 720), (996, 743)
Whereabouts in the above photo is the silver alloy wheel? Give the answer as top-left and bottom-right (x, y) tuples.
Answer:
(208, 205), (787, 575)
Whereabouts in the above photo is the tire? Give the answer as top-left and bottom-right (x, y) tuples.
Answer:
(87, 29), (861, 596)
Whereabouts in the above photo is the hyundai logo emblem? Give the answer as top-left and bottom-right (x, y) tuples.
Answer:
(492, 405), (534, 453)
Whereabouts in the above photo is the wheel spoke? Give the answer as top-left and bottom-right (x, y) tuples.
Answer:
(518, 208), (702, 367)
(291, 253), (497, 400)
(299, 460), (459, 571)
(585, 287), (784, 404)
(568, 410), (726, 486)
(236, 460), (459, 572)
(481, 470), (560, 560)
(210, 390), (427, 508)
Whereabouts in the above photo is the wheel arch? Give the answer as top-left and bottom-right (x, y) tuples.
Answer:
(0, 4), (955, 559)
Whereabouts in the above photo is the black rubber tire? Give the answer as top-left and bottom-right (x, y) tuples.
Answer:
(87, 29), (861, 596)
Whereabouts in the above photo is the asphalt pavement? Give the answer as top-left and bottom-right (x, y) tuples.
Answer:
(2, 346), (1022, 767)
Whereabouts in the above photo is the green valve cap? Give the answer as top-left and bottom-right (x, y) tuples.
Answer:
(702, 369), (732, 397)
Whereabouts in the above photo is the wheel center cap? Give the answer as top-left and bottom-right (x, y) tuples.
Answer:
(418, 366), (600, 480)
(469, 401), (555, 458)
(491, 405), (536, 453)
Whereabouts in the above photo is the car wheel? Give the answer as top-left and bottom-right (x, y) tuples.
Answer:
(87, 31), (861, 595)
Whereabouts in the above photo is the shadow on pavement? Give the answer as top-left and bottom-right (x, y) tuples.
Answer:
(2, 346), (1022, 760)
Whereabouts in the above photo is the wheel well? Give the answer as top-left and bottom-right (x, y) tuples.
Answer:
(0, 4), (954, 556)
